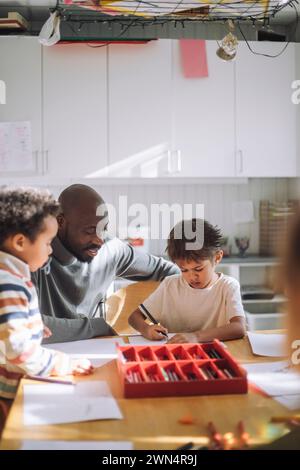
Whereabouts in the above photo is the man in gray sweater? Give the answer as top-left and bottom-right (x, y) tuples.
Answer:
(32, 184), (178, 343)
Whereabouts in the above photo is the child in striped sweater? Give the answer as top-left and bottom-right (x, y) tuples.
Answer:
(0, 188), (94, 435)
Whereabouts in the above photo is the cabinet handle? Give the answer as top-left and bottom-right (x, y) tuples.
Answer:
(237, 149), (243, 175)
(167, 150), (172, 174)
(35, 150), (44, 175)
(168, 150), (182, 174)
(42, 150), (49, 174)
(33, 150), (39, 173)
(176, 150), (182, 173)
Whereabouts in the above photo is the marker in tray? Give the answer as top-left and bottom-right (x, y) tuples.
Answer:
(147, 374), (160, 382)
(222, 368), (234, 379)
(167, 370), (180, 382)
(160, 367), (170, 382)
(126, 371), (143, 383)
(187, 372), (198, 381)
(160, 367), (180, 382)
(207, 348), (222, 359)
(199, 366), (218, 380)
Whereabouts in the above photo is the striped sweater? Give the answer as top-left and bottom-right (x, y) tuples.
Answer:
(0, 251), (71, 399)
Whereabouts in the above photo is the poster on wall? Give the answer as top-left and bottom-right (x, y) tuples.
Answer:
(0, 121), (34, 173)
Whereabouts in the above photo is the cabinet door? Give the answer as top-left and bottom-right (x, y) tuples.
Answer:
(108, 40), (173, 177)
(43, 44), (108, 178)
(0, 37), (42, 174)
(172, 40), (236, 177)
(236, 42), (296, 177)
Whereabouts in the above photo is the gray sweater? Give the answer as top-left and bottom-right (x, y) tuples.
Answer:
(32, 237), (178, 343)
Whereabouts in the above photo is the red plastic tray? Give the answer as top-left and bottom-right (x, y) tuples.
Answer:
(117, 339), (248, 398)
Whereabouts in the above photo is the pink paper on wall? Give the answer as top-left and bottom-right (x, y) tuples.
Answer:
(179, 39), (208, 78)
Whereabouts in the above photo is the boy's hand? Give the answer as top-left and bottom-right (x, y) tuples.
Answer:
(167, 333), (198, 344)
(43, 326), (52, 339)
(142, 324), (168, 341)
(70, 358), (94, 376)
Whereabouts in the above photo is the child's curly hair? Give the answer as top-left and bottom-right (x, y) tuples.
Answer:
(0, 187), (59, 246)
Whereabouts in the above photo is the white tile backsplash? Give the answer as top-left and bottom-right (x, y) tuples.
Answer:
(35, 177), (296, 256)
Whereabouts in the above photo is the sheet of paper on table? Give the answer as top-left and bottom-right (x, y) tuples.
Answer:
(44, 337), (125, 367)
(274, 394), (300, 411)
(243, 361), (300, 409)
(247, 332), (287, 357)
(127, 334), (227, 348)
(23, 381), (123, 426)
(127, 334), (176, 345)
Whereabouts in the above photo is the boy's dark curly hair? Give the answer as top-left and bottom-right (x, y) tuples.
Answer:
(0, 187), (59, 246)
(167, 218), (223, 262)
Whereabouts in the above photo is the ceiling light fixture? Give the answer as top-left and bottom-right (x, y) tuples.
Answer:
(216, 20), (238, 61)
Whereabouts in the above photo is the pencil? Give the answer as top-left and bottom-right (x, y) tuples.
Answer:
(176, 442), (194, 450)
(140, 303), (168, 339)
(25, 375), (74, 385)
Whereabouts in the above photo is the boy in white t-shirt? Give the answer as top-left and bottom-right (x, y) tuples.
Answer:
(128, 219), (246, 343)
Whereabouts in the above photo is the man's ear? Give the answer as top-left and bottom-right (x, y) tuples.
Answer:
(215, 250), (223, 265)
(57, 213), (65, 229)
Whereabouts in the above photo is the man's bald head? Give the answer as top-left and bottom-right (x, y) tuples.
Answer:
(58, 184), (105, 217)
(57, 184), (108, 263)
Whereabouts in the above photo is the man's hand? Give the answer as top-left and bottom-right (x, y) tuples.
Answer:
(142, 323), (168, 341)
(70, 358), (94, 376)
(167, 332), (198, 344)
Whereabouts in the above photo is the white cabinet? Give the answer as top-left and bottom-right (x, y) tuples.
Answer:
(235, 42), (296, 177)
(0, 37), (42, 175)
(172, 41), (236, 177)
(107, 40), (173, 177)
(0, 38), (298, 181)
(43, 44), (108, 178)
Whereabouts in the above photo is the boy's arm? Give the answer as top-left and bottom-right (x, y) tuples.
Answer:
(128, 308), (168, 340)
(1, 287), (92, 377)
(168, 316), (246, 343)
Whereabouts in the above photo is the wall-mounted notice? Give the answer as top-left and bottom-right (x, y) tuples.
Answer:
(0, 121), (34, 172)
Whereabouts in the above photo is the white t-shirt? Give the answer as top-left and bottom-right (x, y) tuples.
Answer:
(139, 273), (245, 333)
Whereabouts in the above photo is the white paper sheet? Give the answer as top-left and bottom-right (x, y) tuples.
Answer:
(20, 441), (133, 450)
(128, 334), (176, 345)
(23, 381), (123, 426)
(243, 361), (300, 397)
(127, 334), (227, 348)
(44, 337), (124, 367)
(247, 332), (287, 357)
(273, 394), (300, 411)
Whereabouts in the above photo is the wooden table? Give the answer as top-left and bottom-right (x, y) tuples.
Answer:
(0, 331), (296, 450)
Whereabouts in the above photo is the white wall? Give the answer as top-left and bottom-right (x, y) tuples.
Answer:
(29, 177), (294, 256)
